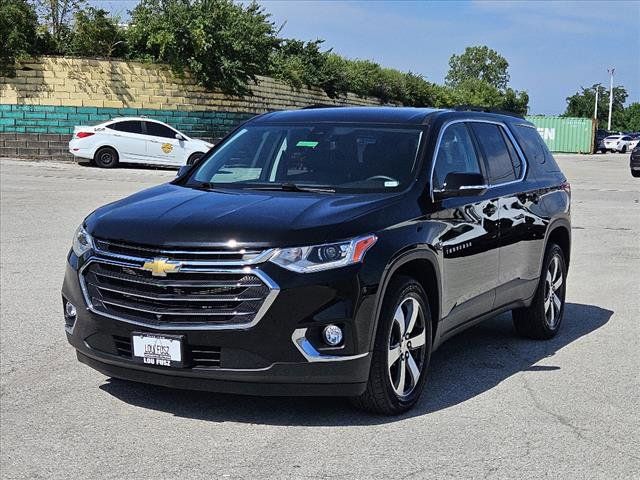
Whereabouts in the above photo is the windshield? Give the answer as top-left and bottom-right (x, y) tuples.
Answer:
(186, 124), (423, 193)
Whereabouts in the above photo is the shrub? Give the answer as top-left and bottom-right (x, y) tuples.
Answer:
(67, 7), (126, 58)
(127, 0), (279, 96)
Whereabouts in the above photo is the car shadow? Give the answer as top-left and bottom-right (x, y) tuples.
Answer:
(99, 302), (612, 425)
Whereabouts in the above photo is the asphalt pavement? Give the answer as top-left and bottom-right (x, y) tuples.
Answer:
(1, 154), (638, 479)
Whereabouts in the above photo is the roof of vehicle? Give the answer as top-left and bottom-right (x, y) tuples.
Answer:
(251, 106), (528, 126)
(101, 117), (169, 124)
(254, 107), (443, 125)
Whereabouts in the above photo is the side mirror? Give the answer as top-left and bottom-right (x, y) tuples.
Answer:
(434, 172), (487, 199)
(175, 133), (185, 141)
(176, 165), (190, 177)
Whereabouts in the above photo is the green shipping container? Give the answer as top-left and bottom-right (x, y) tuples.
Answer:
(525, 116), (595, 154)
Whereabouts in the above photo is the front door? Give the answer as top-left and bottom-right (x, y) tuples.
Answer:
(430, 122), (499, 334)
(143, 121), (184, 165)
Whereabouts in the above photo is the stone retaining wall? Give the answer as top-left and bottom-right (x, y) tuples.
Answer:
(0, 57), (383, 159)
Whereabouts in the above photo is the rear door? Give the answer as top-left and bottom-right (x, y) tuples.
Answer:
(469, 121), (545, 308)
(143, 121), (184, 165)
(430, 121), (499, 334)
(106, 120), (146, 161)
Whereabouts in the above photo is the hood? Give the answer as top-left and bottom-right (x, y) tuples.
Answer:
(191, 138), (214, 149)
(85, 183), (411, 247)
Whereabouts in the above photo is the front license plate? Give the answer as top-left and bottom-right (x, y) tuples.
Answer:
(132, 332), (183, 368)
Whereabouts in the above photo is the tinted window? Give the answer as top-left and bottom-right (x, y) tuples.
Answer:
(189, 124), (422, 193)
(500, 128), (523, 177)
(433, 123), (482, 189)
(107, 121), (143, 134)
(145, 122), (177, 139)
(514, 124), (545, 165)
(470, 123), (516, 184)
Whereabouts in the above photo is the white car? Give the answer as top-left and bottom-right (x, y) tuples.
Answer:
(602, 135), (636, 153)
(69, 117), (213, 168)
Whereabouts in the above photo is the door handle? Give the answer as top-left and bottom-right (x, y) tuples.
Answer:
(483, 203), (497, 216)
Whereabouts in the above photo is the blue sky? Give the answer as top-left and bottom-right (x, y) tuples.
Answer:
(92, 0), (640, 115)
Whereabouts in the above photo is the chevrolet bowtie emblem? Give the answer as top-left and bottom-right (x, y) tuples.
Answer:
(141, 257), (182, 277)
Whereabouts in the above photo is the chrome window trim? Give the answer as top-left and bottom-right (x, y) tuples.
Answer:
(429, 118), (529, 201)
(291, 328), (369, 362)
(78, 255), (280, 331)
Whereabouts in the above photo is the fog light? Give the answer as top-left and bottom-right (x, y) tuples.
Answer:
(65, 301), (77, 318)
(323, 324), (343, 346)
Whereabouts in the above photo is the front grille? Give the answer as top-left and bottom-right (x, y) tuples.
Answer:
(81, 243), (278, 329)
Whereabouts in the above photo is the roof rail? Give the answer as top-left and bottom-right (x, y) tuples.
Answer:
(300, 104), (344, 110)
(453, 105), (525, 119)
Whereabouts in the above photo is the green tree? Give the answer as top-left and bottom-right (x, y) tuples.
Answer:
(67, 7), (125, 57)
(446, 45), (510, 90)
(127, 0), (279, 96)
(563, 84), (628, 130)
(32, 0), (83, 49)
(619, 103), (640, 132)
(0, 0), (39, 76)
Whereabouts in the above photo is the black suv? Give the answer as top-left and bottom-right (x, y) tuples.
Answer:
(62, 107), (571, 414)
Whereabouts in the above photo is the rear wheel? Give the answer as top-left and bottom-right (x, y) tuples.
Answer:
(513, 243), (567, 340)
(187, 152), (204, 166)
(351, 276), (432, 415)
(94, 147), (119, 168)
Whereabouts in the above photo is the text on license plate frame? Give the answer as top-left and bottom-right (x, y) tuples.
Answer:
(132, 332), (184, 368)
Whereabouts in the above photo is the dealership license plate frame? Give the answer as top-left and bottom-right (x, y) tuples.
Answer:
(132, 332), (184, 368)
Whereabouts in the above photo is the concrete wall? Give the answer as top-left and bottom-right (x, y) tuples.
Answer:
(0, 56), (383, 159)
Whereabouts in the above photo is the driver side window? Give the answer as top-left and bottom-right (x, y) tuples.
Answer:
(433, 123), (482, 189)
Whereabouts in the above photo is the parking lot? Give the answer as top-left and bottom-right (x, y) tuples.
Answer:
(1, 154), (638, 479)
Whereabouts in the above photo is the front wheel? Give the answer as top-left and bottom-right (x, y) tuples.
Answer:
(620, 146), (627, 154)
(513, 243), (567, 339)
(351, 276), (432, 415)
(632, 170), (640, 178)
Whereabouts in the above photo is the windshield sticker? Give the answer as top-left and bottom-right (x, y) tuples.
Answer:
(296, 141), (319, 148)
(384, 181), (399, 187)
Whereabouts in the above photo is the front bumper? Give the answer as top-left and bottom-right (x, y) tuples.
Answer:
(62, 252), (377, 396)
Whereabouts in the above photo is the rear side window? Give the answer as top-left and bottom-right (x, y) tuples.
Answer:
(145, 122), (176, 139)
(469, 123), (517, 184)
(433, 123), (483, 190)
(513, 124), (560, 173)
(107, 121), (143, 134)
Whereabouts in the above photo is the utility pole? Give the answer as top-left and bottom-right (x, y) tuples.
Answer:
(607, 67), (615, 131)
(594, 86), (599, 120)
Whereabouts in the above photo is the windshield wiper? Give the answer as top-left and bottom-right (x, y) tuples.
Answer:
(246, 183), (336, 193)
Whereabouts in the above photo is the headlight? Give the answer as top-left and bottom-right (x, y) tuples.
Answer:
(270, 235), (377, 273)
(72, 224), (94, 257)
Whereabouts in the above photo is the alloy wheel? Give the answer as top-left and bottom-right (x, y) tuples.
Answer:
(387, 297), (427, 397)
(544, 254), (564, 329)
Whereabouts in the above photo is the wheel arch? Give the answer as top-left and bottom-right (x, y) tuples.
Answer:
(369, 249), (442, 352)
(544, 219), (571, 270)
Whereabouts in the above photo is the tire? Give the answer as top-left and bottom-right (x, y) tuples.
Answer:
(512, 243), (567, 340)
(632, 170), (640, 178)
(94, 147), (119, 168)
(187, 152), (204, 166)
(351, 275), (432, 415)
(620, 146), (627, 154)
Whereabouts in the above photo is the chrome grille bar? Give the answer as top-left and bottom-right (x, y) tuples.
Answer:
(79, 242), (280, 330)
